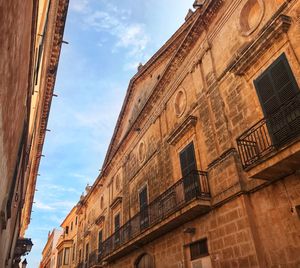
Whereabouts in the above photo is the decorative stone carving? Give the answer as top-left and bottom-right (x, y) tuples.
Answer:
(174, 88), (187, 117)
(115, 175), (120, 191)
(138, 141), (147, 163)
(167, 116), (198, 145)
(226, 15), (292, 76)
(239, 0), (265, 36)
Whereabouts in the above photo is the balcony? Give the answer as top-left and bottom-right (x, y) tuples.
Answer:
(97, 171), (210, 262)
(237, 93), (300, 179)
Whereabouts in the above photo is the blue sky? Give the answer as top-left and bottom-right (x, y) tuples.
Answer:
(26, 0), (195, 266)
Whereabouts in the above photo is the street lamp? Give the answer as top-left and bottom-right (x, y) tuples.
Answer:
(21, 259), (27, 268)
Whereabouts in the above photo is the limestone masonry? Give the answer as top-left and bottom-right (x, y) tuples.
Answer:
(40, 0), (300, 268)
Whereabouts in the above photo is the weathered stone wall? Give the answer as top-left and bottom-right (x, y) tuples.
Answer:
(75, 1), (300, 267)
(0, 0), (34, 266)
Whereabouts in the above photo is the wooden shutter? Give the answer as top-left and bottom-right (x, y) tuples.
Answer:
(114, 214), (120, 231)
(254, 53), (300, 145)
(139, 187), (149, 229)
(98, 231), (103, 252)
(179, 142), (197, 177)
(179, 142), (200, 201)
(255, 53), (299, 116)
(139, 187), (148, 209)
(190, 238), (209, 260)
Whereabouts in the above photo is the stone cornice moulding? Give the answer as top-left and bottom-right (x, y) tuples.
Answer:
(95, 214), (105, 226)
(167, 116), (198, 145)
(226, 14), (292, 76)
(22, 0), (70, 234)
(110, 196), (122, 210)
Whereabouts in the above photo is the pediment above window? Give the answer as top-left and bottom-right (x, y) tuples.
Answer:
(167, 116), (198, 145)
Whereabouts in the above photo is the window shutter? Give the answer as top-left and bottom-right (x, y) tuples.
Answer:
(270, 54), (299, 104)
(190, 238), (209, 260)
(98, 231), (103, 253)
(255, 54), (299, 115)
(254, 53), (300, 145)
(179, 142), (197, 177)
(139, 187), (148, 209)
(114, 214), (120, 231)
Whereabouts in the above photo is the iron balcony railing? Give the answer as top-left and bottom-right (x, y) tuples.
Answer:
(237, 93), (300, 169)
(98, 170), (210, 260)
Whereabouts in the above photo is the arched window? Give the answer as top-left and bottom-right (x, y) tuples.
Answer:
(135, 253), (155, 268)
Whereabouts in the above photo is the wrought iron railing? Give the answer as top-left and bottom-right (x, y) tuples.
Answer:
(88, 251), (97, 267)
(99, 170), (210, 260)
(237, 93), (300, 169)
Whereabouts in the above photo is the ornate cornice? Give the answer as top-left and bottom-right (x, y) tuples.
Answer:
(226, 14), (292, 76)
(167, 116), (198, 145)
(21, 0), (69, 234)
(110, 196), (122, 210)
(95, 215), (105, 226)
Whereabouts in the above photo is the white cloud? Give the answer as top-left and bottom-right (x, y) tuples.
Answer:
(82, 4), (150, 59)
(35, 201), (55, 211)
(70, 0), (89, 13)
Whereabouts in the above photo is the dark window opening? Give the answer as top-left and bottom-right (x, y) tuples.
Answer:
(98, 230), (103, 253)
(114, 213), (120, 244)
(139, 186), (149, 230)
(190, 238), (209, 260)
(179, 142), (200, 201)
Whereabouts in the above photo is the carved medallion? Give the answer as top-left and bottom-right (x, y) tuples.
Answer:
(239, 0), (264, 36)
(174, 88), (187, 117)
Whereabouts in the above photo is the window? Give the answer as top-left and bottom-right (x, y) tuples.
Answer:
(254, 53), (300, 145)
(135, 253), (155, 268)
(71, 221), (73, 231)
(190, 238), (209, 260)
(79, 249), (82, 261)
(139, 186), (149, 229)
(64, 248), (70, 265)
(57, 250), (63, 267)
(114, 213), (120, 244)
(98, 230), (103, 253)
(85, 243), (89, 262)
(72, 243), (76, 261)
(100, 196), (104, 209)
(75, 216), (78, 225)
(179, 142), (200, 201)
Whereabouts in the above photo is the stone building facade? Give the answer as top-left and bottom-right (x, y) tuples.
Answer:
(0, 0), (69, 266)
(56, 206), (79, 268)
(68, 0), (300, 267)
(40, 229), (63, 268)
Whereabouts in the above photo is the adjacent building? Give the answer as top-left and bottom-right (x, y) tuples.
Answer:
(40, 229), (63, 268)
(56, 206), (79, 268)
(44, 0), (300, 267)
(0, 0), (69, 266)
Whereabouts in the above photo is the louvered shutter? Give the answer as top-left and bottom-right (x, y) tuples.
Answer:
(254, 53), (300, 146)
(114, 214), (120, 231)
(179, 142), (197, 177)
(179, 142), (200, 201)
(139, 187), (149, 229)
(98, 231), (103, 253)
(114, 213), (120, 245)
